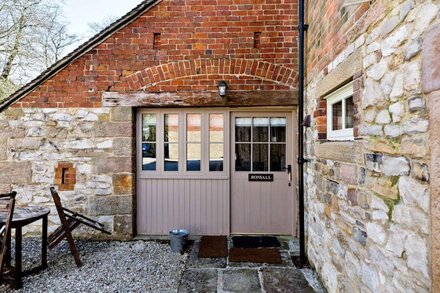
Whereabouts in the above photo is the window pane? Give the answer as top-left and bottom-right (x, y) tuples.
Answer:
(253, 118), (269, 142)
(187, 114), (201, 143)
(253, 144), (268, 171)
(142, 143), (156, 171)
(164, 114), (179, 143)
(345, 96), (354, 129)
(187, 143), (201, 171)
(210, 144), (224, 171)
(270, 117), (286, 142)
(164, 143), (179, 171)
(270, 144), (286, 171)
(235, 118), (251, 142)
(210, 114), (224, 142)
(142, 114), (156, 141)
(332, 101), (343, 130)
(235, 144), (251, 171)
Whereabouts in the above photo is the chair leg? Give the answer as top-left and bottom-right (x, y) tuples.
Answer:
(64, 229), (81, 267)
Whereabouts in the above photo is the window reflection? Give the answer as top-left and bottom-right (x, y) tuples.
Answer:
(252, 144), (268, 171)
(142, 114), (156, 141)
(210, 114), (224, 172)
(187, 114), (201, 142)
(270, 118), (286, 142)
(234, 116), (287, 173)
(164, 114), (179, 143)
(270, 144), (286, 171)
(209, 144), (223, 171)
(345, 96), (354, 128)
(252, 118), (269, 142)
(210, 114), (224, 142)
(187, 114), (201, 171)
(332, 101), (343, 130)
(235, 118), (251, 142)
(236, 144), (251, 171)
(164, 114), (179, 171)
(142, 143), (156, 171)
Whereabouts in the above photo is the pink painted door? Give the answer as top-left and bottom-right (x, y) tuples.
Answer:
(231, 112), (296, 235)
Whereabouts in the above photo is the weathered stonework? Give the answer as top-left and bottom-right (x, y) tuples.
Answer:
(305, 0), (438, 291)
(0, 107), (135, 240)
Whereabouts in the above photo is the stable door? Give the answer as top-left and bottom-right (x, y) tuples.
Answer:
(231, 112), (295, 235)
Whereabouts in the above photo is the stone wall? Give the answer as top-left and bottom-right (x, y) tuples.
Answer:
(305, 0), (439, 291)
(0, 106), (134, 240)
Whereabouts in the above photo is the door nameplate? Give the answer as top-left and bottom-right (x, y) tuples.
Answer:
(248, 174), (274, 182)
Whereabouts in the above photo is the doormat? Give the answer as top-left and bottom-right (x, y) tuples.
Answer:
(198, 236), (228, 258)
(232, 236), (281, 248)
(229, 248), (282, 264)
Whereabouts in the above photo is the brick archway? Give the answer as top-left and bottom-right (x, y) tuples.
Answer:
(125, 58), (297, 91)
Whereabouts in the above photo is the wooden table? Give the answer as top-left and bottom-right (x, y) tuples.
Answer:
(0, 206), (50, 289)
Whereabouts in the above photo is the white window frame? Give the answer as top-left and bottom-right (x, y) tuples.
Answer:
(137, 109), (229, 179)
(325, 82), (354, 141)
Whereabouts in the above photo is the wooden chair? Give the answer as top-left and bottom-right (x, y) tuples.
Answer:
(0, 192), (16, 278)
(48, 187), (111, 267)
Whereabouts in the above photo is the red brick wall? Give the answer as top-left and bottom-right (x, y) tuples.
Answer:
(14, 0), (298, 108)
(306, 0), (371, 78)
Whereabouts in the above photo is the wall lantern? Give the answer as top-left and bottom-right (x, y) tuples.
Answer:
(218, 81), (228, 97)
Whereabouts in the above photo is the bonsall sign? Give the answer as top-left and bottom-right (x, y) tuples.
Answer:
(248, 174), (274, 182)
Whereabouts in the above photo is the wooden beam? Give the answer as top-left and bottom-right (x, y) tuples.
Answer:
(102, 91), (298, 108)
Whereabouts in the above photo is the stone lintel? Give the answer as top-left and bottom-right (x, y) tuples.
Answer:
(316, 50), (363, 98)
(102, 90), (298, 108)
(314, 140), (364, 164)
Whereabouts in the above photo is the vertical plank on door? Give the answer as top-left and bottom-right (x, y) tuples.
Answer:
(137, 178), (229, 235)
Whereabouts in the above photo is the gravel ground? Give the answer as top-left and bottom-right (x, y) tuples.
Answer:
(0, 239), (187, 293)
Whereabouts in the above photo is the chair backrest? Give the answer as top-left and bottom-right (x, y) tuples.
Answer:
(50, 187), (67, 222)
(0, 191), (16, 274)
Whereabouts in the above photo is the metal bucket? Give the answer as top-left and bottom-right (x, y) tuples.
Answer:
(169, 229), (189, 253)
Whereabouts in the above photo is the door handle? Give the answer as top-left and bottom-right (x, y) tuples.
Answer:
(285, 165), (292, 184)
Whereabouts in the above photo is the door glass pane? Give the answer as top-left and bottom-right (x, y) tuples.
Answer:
(142, 114), (156, 141)
(270, 117), (286, 142)
(345, 96), (354, 129)
(235, 144), (251, 171)
(270, 144), (286, 171)
(253, 118), (269, 142)
(187, 143), (201, 171)
(164, 114), (179, 142)
(210, 114), (224, 142)
(164, 143), (179, 171)
(332, 101), (343, 130)
(209, 144), (224, 171)
(187, 114), (201, 142)
(142, 143), (156, 171)
(252, 144), (268, 171)
(235, 118), (251, 142)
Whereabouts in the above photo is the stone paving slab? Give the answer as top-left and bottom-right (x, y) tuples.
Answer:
(261, 267), (315, 293)
(220, 269), (261, 293)
(179, 237), (324, 293)
(179, 269), (218, 292)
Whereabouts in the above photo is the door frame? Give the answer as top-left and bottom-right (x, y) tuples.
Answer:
(134, 106), (297, 236)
